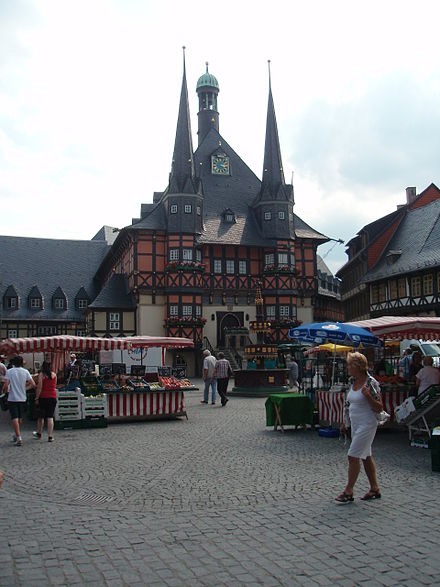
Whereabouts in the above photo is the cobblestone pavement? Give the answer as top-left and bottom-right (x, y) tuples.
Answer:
(1, 380), (439, 586)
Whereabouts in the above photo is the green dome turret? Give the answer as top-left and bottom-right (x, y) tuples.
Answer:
(196, 62), (219, 90)
(196, 62), (220, 145)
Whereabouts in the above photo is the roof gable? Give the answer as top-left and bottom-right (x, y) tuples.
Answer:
(362, 198), (440, 282)
(409, 182), (440, 211)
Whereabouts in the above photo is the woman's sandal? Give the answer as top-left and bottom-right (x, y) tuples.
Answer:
(360, 489), (381, 501)
(335, 492), (354, 504)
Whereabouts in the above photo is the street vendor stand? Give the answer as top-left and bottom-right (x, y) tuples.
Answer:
(0, 335), (194, 424)
(347, 317), (440, 439)
(289, 322), (383, 430)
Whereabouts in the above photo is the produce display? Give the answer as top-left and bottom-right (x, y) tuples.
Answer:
(148, 381), (165, 391)
(100, 377), (120, 391)
(159, 376), (182, 390)
(374, 374), (407, 385)
(178, 379), (193, 389)
(80, 376), (104, 396)
(127, 378), (150, 391)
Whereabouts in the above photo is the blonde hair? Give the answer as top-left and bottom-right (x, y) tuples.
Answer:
(346, 351), (368, 374)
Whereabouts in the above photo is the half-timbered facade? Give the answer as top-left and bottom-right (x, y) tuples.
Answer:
(89, 58), (332, 373)
(1, 58), (342, 376)
(337, 183), (440, 321)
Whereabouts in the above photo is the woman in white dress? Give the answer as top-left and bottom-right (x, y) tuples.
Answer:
(335, 352), (383, 504)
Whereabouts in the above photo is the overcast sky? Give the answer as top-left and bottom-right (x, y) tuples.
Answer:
(1, 0), (439, 275)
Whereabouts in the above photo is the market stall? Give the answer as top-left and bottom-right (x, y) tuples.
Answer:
(0, 335), (194, 425)
(296, 317), (440, 429)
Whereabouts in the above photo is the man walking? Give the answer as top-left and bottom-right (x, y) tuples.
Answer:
(214, 352), (233, 406)
(4, 356), (36, 446)
(202, 350), (217, 405)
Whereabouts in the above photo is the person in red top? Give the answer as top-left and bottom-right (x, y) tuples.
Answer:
(33, 361), (57, 442)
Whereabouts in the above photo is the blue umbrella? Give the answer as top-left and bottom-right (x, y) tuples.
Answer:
(289, 322), (383, 348)
(289, 322), (382, 431)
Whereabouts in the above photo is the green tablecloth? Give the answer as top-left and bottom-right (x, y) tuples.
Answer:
(265, 393), (314, 427)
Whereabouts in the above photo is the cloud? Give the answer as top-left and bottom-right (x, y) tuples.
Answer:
(288, 72), (440, 192)
(285, 71), (440, 274)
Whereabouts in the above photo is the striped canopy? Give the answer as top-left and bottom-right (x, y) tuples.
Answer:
(0, 335), (193, 355)
(347, 316), (440, 341)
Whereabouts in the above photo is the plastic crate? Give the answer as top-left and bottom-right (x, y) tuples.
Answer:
(54, 419), (84, 430)
(82, 417), (108, 429)
(82, 395), (108, 418)
(414, 386), (440, 409)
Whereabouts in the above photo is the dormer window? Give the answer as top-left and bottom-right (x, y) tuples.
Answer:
(52, 287), (67, 311)
(184, 204), (192, 213)
(7, 297), (17, 309)
(386, 249), (402, 265)
(170, 204), (178, 214)
(3, 285), (19, 310)
(28, 285), (43, 310)
(75, 287), (90, 310)
(54, 298), (65, 310)
(278, 211), (285, 220)
(264, 212), (272, 221)
(222, 208), (235, 223)
(30, 297), (42, 309)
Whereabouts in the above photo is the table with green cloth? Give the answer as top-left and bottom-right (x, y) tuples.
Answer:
(265, 393), (314, 431)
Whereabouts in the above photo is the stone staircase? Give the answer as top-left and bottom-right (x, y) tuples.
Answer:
(221, 348), (242, 370)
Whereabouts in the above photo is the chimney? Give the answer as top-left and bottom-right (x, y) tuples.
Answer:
(406, 186), (417, 205)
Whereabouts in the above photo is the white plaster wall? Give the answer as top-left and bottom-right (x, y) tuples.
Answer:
(137, 295), (165, 336)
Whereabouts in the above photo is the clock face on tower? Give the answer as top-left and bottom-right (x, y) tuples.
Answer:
(211, 155), (230, 175)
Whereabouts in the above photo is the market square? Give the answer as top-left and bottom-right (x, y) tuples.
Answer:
(2, 3), (440, 586)
(1, 381), (440, 587)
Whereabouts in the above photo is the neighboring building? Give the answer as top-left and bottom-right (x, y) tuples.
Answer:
(1, 58), (342, 375)
(0, 234), (111, 339)
(337, 184), (440, 321)
(314, 256), (343, 322)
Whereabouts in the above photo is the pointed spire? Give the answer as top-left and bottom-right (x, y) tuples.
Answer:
(169, 46), (196, 193)
(261, 60), (286, 197)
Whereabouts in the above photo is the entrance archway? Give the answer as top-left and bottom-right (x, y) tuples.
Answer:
(217, 312), (242, 348)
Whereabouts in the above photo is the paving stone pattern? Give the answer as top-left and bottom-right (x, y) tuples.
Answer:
(1, 380), (439, 586)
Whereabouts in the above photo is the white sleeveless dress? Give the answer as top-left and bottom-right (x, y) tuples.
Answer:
(347, 384), (378, 459)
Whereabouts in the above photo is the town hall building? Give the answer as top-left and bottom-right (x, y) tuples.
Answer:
(1, 56), (342, 375)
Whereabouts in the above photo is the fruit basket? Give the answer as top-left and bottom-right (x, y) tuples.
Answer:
(148, 381), (165, 391)
(80, 376), (104, 396)
(159, 376), (181, 390)
(100, 376), (120, 392)
(127, 378), (150, 391)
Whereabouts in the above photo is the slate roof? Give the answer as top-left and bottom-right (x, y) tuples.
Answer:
(130, 127), (328, 246)
(361, 199), (440, 283)
(92, 225), (119, 245)
(88, 274), (136, 309)
(0, 235), (109, 322)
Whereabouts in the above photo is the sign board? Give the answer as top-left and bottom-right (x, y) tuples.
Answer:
(172, 366), (186, 379)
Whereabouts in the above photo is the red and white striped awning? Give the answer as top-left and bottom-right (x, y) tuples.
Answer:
(347, 316), (440, 341)
(0, 335), (132, 355)
(0, 335), (193, 355)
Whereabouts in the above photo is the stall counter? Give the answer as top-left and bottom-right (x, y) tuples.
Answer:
(316, 385), (409, 425)
(107, 389), (187, 420)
